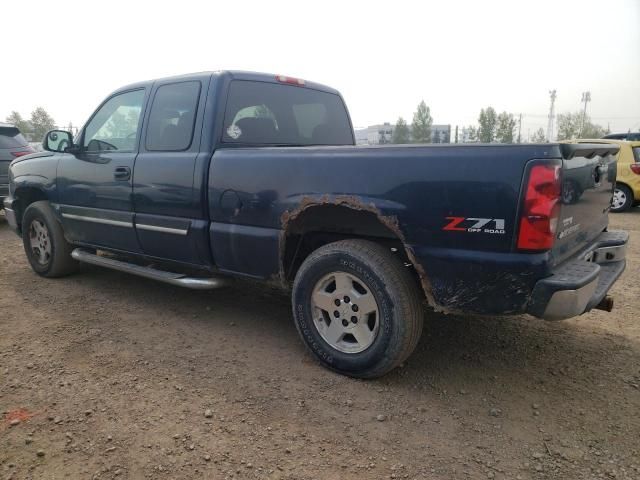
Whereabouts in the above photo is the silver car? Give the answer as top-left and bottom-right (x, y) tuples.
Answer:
(0, 123), (34, 207)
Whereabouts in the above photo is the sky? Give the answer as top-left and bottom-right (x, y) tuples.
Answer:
(2, 0), (639, 139)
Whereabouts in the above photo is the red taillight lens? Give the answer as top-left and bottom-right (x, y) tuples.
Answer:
(275, 75), (305, 86)
(630, 163), (640, 175)
(11, 147), (35, 158)
(517, 164), (561, 251)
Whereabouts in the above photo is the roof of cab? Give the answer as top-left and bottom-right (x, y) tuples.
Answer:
(111, 70), (340, 96)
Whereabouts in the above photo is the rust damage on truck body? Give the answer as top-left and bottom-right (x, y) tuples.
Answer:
(279, 195), (439, 310)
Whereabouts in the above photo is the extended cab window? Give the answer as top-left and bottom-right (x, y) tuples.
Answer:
(83, 90), (145, 152)
(222, 80), (353, 146)
(146, 81), (201, 151)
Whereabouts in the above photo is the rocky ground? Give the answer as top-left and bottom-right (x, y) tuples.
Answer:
(1, 209), (639, 480)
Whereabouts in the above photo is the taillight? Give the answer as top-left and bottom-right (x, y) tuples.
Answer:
(275, 75), (305, 86)
(630, 164), (640, 175)
(11, 146), (35, 157)
(517, 163), (561, 251)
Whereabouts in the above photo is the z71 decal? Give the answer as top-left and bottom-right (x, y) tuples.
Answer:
(443, 217), (506, 234)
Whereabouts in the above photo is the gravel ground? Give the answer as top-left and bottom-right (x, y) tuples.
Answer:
(1, 209), (639, 480)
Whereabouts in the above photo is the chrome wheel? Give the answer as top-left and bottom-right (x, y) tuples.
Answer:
(612, 188), (627, 210)
(311, 271), (380, 354)
(29, 219), (51, 266)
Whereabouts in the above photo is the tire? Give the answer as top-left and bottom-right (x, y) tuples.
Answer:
(292, 239), (424, 378)
(22, 201), (78, 277)
(611, 184), (633, 212)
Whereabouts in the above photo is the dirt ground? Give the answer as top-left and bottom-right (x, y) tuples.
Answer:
(1, 209), (639, 480)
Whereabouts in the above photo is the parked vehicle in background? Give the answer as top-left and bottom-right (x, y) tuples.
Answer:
(3, 71), (629, 378)
(0, 123), (34, 210)
(603, 132), (640, 141)
(577, 139), (640, 212)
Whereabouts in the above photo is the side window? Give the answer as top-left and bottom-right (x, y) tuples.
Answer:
(145, 81), (201, 151)
(83, 90), (145, 152)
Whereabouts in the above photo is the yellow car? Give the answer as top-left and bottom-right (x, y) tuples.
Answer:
(576, 139), (640, 212)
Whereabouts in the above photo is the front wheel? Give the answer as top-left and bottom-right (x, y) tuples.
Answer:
(22, 201), (78, 277)
(292, 239), (424, 378)
(611, 184), (633, 212)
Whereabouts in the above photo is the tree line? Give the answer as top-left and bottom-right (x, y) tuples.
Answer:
(8, 103), (612, 146)
(463, 107), (609, 144)
(390, 100), (433, 144)
(5, 108), (57, 142)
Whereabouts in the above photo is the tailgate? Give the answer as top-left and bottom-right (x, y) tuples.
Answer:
(552, 143), (620, 265)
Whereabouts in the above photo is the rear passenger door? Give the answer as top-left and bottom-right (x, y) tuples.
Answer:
(133, 77), (210, 265)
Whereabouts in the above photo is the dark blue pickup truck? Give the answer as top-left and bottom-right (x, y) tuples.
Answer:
(3, 71), (629, 378)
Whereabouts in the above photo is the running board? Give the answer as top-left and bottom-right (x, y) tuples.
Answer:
(71, 249), (229, 290)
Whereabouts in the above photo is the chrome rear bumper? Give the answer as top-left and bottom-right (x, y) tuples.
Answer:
(528, 231), (628, 321)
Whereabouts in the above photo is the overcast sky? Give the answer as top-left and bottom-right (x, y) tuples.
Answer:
(2, 0), (639, 138)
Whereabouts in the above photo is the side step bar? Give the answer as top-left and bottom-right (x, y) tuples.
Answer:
(71, 249), (229, 290)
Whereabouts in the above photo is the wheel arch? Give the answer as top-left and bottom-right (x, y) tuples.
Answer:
(280, 200), (436, 308)
(13, 186), (50, 232)
(615, 181), (634, 198)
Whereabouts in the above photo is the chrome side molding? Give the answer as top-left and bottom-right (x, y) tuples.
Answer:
(62, 213), (132, 228)
(135, 223), (188, 235)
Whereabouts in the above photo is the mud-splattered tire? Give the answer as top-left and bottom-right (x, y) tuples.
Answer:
(22, 201), (78, 278)
(292, 239), (424, 378)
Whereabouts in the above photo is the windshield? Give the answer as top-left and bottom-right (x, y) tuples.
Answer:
(222, 80), (353, 146)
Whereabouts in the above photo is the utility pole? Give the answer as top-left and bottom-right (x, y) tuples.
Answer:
(517, 113), (522, 143)
(579, 91), (591, 137)
(454, 125), (459, 143)
(546, 90), (556, 141)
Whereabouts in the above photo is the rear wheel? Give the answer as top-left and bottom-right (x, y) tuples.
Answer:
(292, 239), (423, 378)
(22, 201), (78, 277)
(611, 184), (633, 212)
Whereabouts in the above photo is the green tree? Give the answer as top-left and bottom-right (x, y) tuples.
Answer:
(391, 117), (410, 144)
(464, 125), (478, 143)
(411, 100), (433, 143)
(556, 111), (607, 140)
(478, 107), (497, 143)
(581, 121), (606, 138)
(556, 112), (581, 140)
(496, 111), (517, 143)
(531, 128), (546, 143)
(30, 107), (56, 141)
(5, 111), (30, 133)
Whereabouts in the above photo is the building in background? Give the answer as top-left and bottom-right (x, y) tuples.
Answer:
(354, 123), (451, 145)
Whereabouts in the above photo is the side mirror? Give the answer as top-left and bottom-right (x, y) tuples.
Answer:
(43, 130), (75, 153)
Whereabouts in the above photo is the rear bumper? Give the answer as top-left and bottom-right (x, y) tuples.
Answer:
(0, 183), (8, 201)
(526, 231), (628, 320)
(2, 196), (19, 233)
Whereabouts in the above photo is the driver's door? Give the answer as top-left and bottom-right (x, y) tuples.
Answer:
(57, 88), (147, 252)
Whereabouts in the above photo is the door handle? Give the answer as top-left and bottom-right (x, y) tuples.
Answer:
(114, 166), (131, 181)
